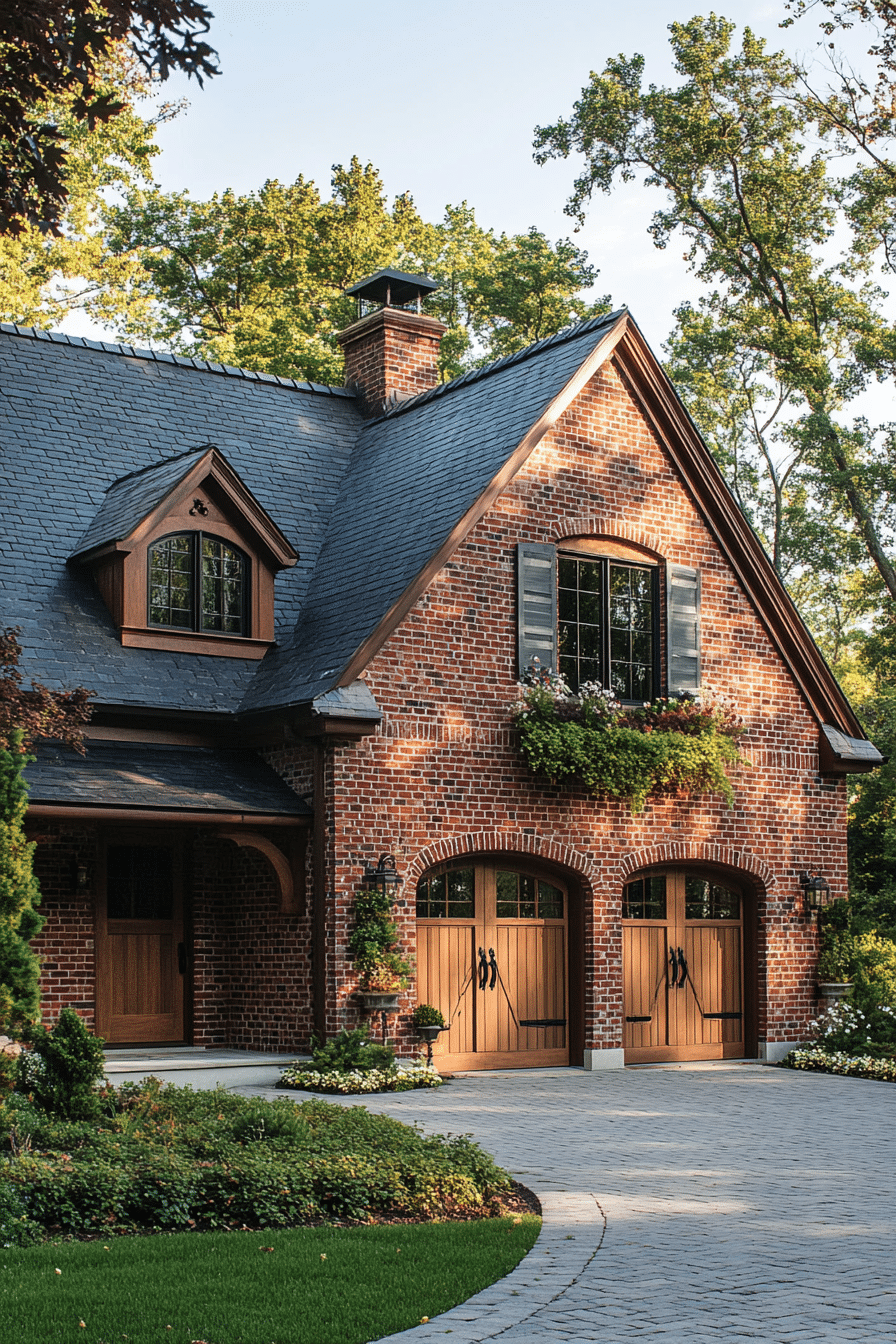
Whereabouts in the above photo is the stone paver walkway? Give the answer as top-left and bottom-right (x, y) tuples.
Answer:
(243, 1064), (895, 1343)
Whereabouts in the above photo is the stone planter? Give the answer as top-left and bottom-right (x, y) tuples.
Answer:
(358, 991), (400, 1012)
(415, 1024), (446, 1044)
(817, 981), (853, 1002)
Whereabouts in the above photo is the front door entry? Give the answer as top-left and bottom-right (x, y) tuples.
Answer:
(96, 839), (186, 1043)
(416, 861), (569, 1071)
(622, 870), (744, 1063)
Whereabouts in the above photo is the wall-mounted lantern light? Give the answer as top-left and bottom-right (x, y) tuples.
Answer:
(74, 861), (89, 890)
(361, 853), (403, 894)
(799, 870), (831, 916)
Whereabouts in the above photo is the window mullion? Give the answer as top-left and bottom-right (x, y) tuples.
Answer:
(193, 533), (201, 633)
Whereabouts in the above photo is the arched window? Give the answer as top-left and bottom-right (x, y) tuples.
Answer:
(148, 533), (248, 635)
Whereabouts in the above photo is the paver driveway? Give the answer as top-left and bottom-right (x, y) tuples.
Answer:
(249, 1063), (895, 1343)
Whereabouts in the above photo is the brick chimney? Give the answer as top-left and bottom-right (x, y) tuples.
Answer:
(338, 270), (445, 417)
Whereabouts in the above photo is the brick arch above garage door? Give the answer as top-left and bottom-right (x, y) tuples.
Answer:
(620, 843), (776, 891)
(407, 831), (597, 892)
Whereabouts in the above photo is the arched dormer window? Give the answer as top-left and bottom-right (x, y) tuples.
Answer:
(149, 533), (248, 636)
(69, 447), (298, 660)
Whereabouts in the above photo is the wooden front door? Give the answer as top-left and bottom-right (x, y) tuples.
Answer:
(623, 871), (744, 1063)
(96, 839), (186, 1043)
(416, 862), (568, 1071)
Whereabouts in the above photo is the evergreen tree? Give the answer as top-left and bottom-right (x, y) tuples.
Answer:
(0, 734), (43, 1036)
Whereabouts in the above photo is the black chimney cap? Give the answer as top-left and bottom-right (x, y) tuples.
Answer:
(345, 269), (439, 308)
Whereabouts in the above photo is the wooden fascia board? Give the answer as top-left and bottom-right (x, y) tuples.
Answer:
(616, 325), (864, 738)
(337, 316), (630, 686)
(27, 803), (309, 826)
(124, 449), (298, 569)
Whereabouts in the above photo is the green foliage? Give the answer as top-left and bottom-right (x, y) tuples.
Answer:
(95, 157), (608, 384)
(411, 1003), (446, 1028)
(0, 1081), (511, 1236)
(0, 736), (43, 1039)
(534, 15), (896, 609)
(513, 678), (746, 813)
(816, 901), (858, 982)
(347, 885), (413, 989)
(307, 1025), (395, 1075)
(22, 1007), (106, 1120)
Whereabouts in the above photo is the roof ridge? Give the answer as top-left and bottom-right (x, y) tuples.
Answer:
(105, 444), (212, 491)
(375, 306), (628, 422)
(0, 322), (356, 399)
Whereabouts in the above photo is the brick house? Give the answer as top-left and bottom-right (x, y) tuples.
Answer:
(2, 272), (881, 1068)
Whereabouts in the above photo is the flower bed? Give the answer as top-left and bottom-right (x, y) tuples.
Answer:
(779, 1048), (896, 1082)
(279, 1061), (443, 1094)
(512, 670), (746, 812)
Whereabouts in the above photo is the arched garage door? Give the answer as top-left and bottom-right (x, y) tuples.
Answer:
(416, 860), (569, 1071)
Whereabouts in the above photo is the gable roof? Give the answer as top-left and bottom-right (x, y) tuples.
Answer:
(0, 313), (875, 754)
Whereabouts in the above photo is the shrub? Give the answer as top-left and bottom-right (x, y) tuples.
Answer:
(308, 1025), (395, 1074)
(0, 1083), (503, 1237)
(348, 888), (413, 989)
(21, 1007), (106, 1120)
(411, 1004), (446, 1028)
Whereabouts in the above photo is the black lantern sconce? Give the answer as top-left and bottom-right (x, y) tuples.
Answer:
(799, 870), (832, 918)
(361, 853), (403, 895)
(74, 860), (89, 891)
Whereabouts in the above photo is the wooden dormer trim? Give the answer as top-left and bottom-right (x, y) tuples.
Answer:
(74, 448), (298, 659)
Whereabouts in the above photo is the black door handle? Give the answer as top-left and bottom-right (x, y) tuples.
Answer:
(488, 948), (498, 991)
(668, 947), (679, 988)
(177, 942), (188, 975)
(677, 946), (688, 988)
(478, 947), (488, 990)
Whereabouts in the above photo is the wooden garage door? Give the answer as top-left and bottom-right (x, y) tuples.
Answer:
(623, 871), (743, 1063)
(416, 862), (568, 1071)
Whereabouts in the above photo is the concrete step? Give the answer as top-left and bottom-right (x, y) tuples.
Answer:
(103, 1047), (311, 1091)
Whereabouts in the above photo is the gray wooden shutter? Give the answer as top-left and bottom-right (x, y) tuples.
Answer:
(517, 543), (557, 678)
(666, 564), (701, 694)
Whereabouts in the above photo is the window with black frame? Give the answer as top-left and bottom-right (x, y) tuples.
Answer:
(558, 554), (657, 699)
(149, 533), (248, 635)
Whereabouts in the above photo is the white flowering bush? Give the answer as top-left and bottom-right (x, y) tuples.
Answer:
(781, 1048), (896, 1082)
(279, 1060), (443, 1095)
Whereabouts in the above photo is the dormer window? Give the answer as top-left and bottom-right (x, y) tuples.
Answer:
(149, 533), (248, 635)
(69, 446), (298, 660)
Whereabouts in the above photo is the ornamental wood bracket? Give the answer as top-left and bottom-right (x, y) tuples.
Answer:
(217, 830), (300, 914)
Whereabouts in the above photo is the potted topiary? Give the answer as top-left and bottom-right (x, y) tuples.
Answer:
(348, 885), (413, 1012)
(411, 1002), (448, 1044)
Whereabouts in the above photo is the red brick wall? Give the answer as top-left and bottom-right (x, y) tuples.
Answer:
(28, 824), (98, 1030)
(338, 309), (446, 416)
(308, 357), (842, 1057)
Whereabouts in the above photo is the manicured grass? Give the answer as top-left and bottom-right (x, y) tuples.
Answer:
(0, 1215), (541, 1344)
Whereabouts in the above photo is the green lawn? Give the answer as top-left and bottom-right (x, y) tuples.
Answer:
(0, 1215), (541, 1344)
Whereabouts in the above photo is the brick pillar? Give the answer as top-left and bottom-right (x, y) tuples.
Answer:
(337, 307), (446, 417)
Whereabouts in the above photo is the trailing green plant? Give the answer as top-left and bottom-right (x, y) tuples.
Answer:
(512, 669), (747, 813)
(347, 887), (413, 990)
(411, 1003), (446, 1028)
(20, 1007), (106, 1120)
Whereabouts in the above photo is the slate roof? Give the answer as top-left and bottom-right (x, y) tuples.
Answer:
(0, 326), (358, 713)
(0, 312), (624, 718)
(244, 311), (623, 711)
(70, 445), (211, 558)
(25, 741), (311, 816)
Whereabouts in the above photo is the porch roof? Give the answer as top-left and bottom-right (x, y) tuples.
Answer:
(24, 742), (311, 819)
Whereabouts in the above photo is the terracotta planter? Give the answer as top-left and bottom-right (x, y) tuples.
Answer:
(358, 991), (400, 1012)
(817, 981), (853, 1002)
